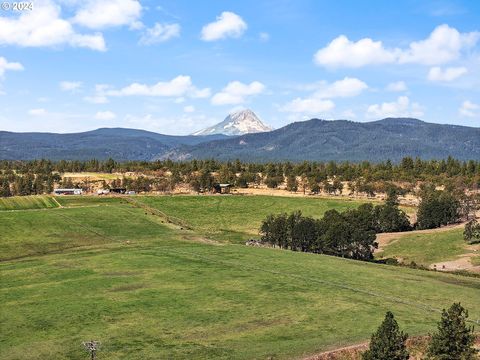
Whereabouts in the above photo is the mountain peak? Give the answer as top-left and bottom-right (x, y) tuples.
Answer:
(193, 109), (273, 136)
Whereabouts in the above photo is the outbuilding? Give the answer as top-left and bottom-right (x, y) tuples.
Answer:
(54, 188), (83, 195)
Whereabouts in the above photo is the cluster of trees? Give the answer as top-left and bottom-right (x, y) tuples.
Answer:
(259, 193), (410, 261)
(0, 164), (61, 197)
(363, 303), (477, 360)
(416, 186), (462, 230)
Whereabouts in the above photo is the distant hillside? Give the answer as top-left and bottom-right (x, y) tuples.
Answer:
(1, 118), (479, 162)
(168, 118), (480, 162)
(0, 128), (227, 161)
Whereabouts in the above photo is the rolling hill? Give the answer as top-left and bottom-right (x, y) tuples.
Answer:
(1, 195), (480, 359)
(0, 128), (227, 161)
(1, 118), (479, 161)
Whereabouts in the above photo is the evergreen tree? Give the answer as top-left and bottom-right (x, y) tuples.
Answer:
(286, 175), (298, 192)
(0, 177), (11, 197)
(362, 311), (409, 360)
(426, 303), (478, 360)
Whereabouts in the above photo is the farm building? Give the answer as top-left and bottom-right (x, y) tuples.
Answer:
(53, 188), (83, 195)
(213, 183), (232, 194)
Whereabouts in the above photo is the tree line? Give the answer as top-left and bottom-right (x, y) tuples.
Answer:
(1, 156), (479, 194)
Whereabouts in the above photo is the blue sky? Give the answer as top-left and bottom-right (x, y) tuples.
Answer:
(0, 0), (479, 134)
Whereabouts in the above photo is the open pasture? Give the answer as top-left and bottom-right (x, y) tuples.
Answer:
(1, 195), (479, 359)
(138, 195), (367, 243)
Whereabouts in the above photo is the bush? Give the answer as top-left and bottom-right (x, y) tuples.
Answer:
(464, 219), (480, 243)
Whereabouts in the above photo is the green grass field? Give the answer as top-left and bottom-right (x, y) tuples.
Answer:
(137, 195), (367, 243)
(54, 195), (126, 207)
(0, 195), (59, 210)
(1, 195), (480, 360)
(377, 228), (468, 265)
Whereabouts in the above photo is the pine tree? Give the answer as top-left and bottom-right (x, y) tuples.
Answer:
(426, 303), (477, 360)
(362, 311), (409, 360)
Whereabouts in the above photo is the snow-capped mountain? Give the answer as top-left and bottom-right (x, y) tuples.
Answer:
(192, 109), (273, 136)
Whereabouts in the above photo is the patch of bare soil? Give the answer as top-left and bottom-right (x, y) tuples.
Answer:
(431, 252), (480, 273)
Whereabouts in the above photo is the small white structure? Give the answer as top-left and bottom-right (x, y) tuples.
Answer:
(54, 188), (83, 195)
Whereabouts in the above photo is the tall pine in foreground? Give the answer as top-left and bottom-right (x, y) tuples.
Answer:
(362, 311), (409, 360)
(427, 303), (478, 360)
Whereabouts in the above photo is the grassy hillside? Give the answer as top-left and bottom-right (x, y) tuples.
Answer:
(0, 202), (169, 261)
(138, 195), (366, 243)
(1, 196), (480, 359)
(377, 227), (468, 265)
(0, 195), (59, 210)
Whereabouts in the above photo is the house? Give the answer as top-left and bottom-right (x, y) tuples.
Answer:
(54, 188), (83, 195)
(213, 183), (232, 194)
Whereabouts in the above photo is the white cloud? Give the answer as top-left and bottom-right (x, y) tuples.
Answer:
(60, 81), (82, 91)
(125, 113), (212, 135)
(386, 81), (407, 92)
(281, 98), (335, 114)
(399, 25), (479, 65)
(73, 0), (142, 29)
(314, 35), (398, 68)
(366, 96), (424, 119)
(427, 66), (468, 82)
(313, 77), (368, 98)
(94, 110), (116, 120)
(211, 80), (265, 105)
(139, 22), (180, 45)
(314, 24), (479, 68)
(106, 75), (210, 99)
(280, 78), (366, 116)
(201, 11), (247, 41)
(0, 0), (106, 51)
(459, 100), (479, 117)
(183, 105), (195, 113)
(0, 57), (23, 77)
(28, 108), (47, 116)
(84, 84), (110, 103)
